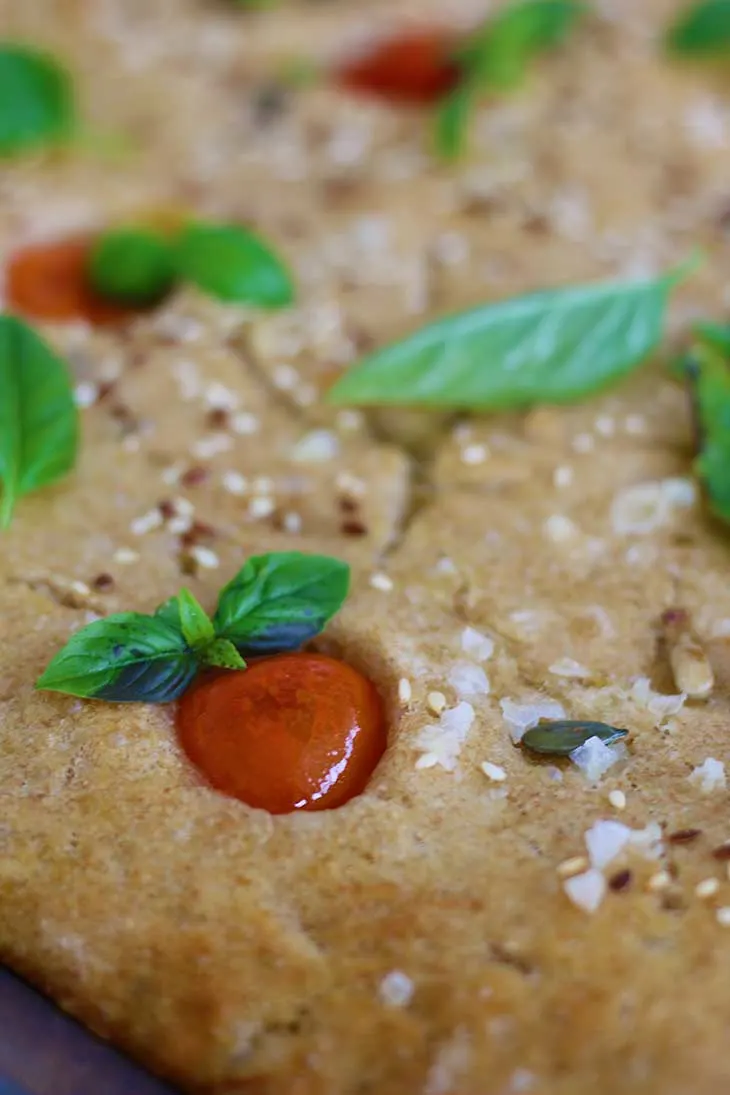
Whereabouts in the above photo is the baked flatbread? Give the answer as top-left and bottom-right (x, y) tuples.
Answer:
(2, 1), (730, 1092)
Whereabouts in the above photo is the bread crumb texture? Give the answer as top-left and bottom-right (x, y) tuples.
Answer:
(2, 1), (730, 1092)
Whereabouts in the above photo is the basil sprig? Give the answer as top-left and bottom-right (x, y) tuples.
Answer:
(0, 316), (78, 527)
(666, 1), (730, 55)
(683, 328), (730, 525)
(0, 43), (76, 158)
(435, 0), (585, 160)
(37, 552), (349, 703)
(328, 263), (691, 410)
(87, 221), (295, 310)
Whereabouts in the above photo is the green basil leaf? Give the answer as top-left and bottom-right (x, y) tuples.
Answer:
(465, 0), (585, 90)
(0, 315), (78, 527)
(213, 551), (350, 654)
(693, 319), (730, 356)
(521, 720), (628, 756)
(433, 82), (476, 162)
(688, 342), (730, 523)
(154, 596), (181, 629)
(176, 587), (215, 648)
(327, 265), (689, 410)
(88, 228), (176, 305)
(36, 613), (197, 702)
(174, 222), (294, 308)
(666, 0), (730, 54)
(0, 43), (75, 158)
(199, 637), (246, 670)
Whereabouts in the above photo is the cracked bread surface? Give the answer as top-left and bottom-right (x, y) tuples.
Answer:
(2, 1), (730, 1092)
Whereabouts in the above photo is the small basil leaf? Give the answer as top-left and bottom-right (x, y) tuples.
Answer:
(327, 264), (690, 410)
(693, 319), (730, 356)
(0, 44), (75, 158)
(521, 720), (629, 756)
(466, 0), (585, 90)
(36, 613), (197, 702)
(174, 222), (294, 308)
(154, 596), (181, 629)
(666, 1), (730, 55)
(0, 315), (78, 527)
(213, 551), (350, 654)
(88, 228), (176, 305)
(200, 637), (246, 670)
(433, 82), (476, 162)
(688, 342), (730, 523)
(176, 588), (215, 648)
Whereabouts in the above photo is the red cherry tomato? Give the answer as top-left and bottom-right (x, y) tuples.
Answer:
(177, 653), (386, 815)
(336, 29), (460, 105)
(6, 236), (141, 326)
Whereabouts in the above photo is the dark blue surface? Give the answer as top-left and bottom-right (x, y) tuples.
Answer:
(0, 967), (178, 1095)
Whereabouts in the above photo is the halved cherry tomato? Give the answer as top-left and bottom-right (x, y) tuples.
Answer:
(336, 29), (460, 105)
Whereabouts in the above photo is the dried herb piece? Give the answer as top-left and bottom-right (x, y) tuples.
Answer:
(666, 1), (730, 55)
(521, 719), (628, 756)
(0, 43), (75, 158)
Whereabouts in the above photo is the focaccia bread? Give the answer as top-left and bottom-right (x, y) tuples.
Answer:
(2, 1), (730, 1092)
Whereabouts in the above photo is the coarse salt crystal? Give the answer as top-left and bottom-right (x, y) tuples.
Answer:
(689, 758), (726, 794)
(461, 443), (488, 466)
(249, 496), (276, 519)
(222, 471), (248, 495)
(378, 970), (414, 1008)
(695, 877), (720, 900)
(570, 736), (626, 782)
(398, 678), (412, 704)
(292, 429), (340, 463)
(628, 822), (664, 860)
(74, 381), (98, 408)
(630, 677), (686, 721)
(543, 514), (578, 543)
(282, 511), (302, 533)
(594, 415), (615, 438)
(481, 761), (507, 782)
(413, 701), (475, 771)
(553, 465), (573, 488)
(204, 381), (238, 410)
(370, 572), (393, 592)
(584, 820), (632, 870)
(448, 662), (490, 698)
(716, 907), (730, 927)
(549, 657), (591, 679)
(231, 412), (259, 435)
(272, 363), (299, 390)
(500, 698), (566, 744)
(572, 433), (595, 453)
(611, 478), (697, 536)
(461, 627), (494, 661)
(563, 868), (606, 913)
(191, 433), (234, 460)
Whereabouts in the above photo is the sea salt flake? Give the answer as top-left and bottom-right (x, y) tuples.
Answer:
(500, 698), (566, 744)
(585, 820), (632, 869)
(413, 702), (475, 771)
(611, 478), (697, 536)
(689, 757), (726, 794)
(631, 677), (686, 721)
(549, 656), (591, 679)
(461, 627), (494, 661)
(563, 869), (606, 913)
(570, 736), (626, 782)
(291, 429), (340, 463)
(378, 970), (414, 1008)
(448, 662), (490, 697)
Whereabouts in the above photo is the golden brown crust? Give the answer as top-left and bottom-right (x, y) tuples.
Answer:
(3, 1), (730, 1092)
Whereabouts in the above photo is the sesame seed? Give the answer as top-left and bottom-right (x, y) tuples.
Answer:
(572, 433), (595, 453)
(180, 465), (210, 488)
(91, 572), (115, 591)
(712, 843), (730, 860)
(341, 519), (368, 537)
(272, 363), (299, 390)
(668, 828), (702, 845)
(74, 381), (98, 408)
(624, 413), (647, 435)
(282, 511), (302, 533)
(608, 790), (627, 810)
(112, 547), (140, 565)
(427, 691), (447, 715)
(191, 433), (234, 460)
(647, 870), (673, 892)
(557, 856), (589, 878)
(481, 761), (507, 782)
(370, 572), (393, 592)
(161, 464), (183, 486)
(695, 877), (720, 900)
(594, 415), (615, 438)
(130, 510), (164, 536)
(168, 516), (193, 536)
(716, 907), (730, 927)
(398, 678), (412, 704)
(189, 545), (219, 570)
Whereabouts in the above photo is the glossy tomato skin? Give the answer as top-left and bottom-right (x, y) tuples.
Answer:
(336, 29), (460, 105)
(6, 236), (141, 326)
(177, 653), (386, 815)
